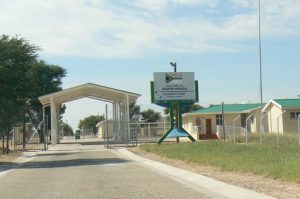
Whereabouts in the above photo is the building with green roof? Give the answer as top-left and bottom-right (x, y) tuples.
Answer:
(263, 98), (300, 134)
(182, 98), (300, 140)
(190, 103), (262, 115)
(183, 103), (266, 140)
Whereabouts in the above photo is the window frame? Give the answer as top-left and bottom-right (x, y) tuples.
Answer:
(290, 112), (300, 120)
(216, 114), (223, 125)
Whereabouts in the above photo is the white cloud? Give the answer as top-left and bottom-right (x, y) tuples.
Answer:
(0, 0), (299, 58)
(171, 0), (218, 7)
(131, 0), (218, 14)
(230, 0), (254, 8)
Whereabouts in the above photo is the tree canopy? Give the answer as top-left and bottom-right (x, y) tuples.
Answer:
(129, 101), (141, 121)
(141, 109), (161, 122)
(164, 103), (203, 115)
(0, 34), (66, 152)
(129, 102), (161, 123)
(78, 115), (105, 132)
(60, 122), (74, 136)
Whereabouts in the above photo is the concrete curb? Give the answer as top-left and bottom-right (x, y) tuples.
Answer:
(118, 149), (275, 199)
(0, 151), (37, 178)
(12, 151), (37, 163)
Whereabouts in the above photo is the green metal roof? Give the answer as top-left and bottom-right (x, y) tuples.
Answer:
(190, 103), (262, 114)
(273, 99), (300, 108)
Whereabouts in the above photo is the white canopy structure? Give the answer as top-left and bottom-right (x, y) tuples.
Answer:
(38, 83), (141, 145)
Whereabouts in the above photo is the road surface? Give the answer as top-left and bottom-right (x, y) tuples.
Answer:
(0, 144), (214, 199)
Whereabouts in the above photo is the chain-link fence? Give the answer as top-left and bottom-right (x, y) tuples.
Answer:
(217, 125), (300, 147)
(96, 121), (170, 148)
(0, 123), (47, 154)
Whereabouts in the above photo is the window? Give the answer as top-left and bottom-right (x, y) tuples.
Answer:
(250, 115), (255, 124)
(290, 112), (300, 120)
(241, 114), (247, 128)
(216, 114), (223, 125)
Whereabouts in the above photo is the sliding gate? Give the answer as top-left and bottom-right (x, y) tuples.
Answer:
(97, 121), (170, 148)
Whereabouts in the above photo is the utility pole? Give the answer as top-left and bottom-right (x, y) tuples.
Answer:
(221, 102), (225, 141)
(258, 0), (263, 144)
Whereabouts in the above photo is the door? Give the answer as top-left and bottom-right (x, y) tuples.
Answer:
(206, 119), (212, 134)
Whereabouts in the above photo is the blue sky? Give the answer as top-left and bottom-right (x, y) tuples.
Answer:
(1, 0), (299, 130)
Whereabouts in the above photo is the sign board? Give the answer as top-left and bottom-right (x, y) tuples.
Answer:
(152, 72), (197, 103)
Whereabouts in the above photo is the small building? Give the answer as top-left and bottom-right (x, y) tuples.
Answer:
(263, 99), (300, 134)
(96, 120), (115, 139)
(183, 103), (267, 140)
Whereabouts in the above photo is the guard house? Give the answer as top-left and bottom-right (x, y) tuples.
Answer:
(38, 83), (140, 145)
(183, 103), (266, 139)
(263, 98), (300, 134)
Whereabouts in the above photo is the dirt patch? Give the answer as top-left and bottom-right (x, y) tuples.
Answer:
(130, 147), (300, 199)
(0, 151), (23, 164)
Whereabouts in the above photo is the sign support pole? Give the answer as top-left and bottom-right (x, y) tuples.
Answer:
(175, 102), (179, 143)
(157, 104), (174, 144)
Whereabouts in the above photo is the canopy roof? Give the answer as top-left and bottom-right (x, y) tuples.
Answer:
(38, 83), (141, 106)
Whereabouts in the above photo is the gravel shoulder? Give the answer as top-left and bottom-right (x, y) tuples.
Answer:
(129, 147), (300, 199)
(0, 151), (23, 164)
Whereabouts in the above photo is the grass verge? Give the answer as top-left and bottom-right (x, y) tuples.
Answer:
(139, 141), (300, 184)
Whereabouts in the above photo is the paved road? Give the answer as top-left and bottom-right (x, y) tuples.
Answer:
(0, 145), (213, 199)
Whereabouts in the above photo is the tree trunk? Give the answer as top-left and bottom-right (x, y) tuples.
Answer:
(23, 109), (26, 149)
(6, 129), (9, 154)
(2, 133), (4, 154)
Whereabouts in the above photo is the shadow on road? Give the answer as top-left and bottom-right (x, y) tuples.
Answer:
(0, 157), (131, 172)
(36, 152), (77, 157)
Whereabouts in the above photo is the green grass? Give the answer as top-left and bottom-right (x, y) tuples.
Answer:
(236, 133), (300, 146)
(139, 139), (300, 184)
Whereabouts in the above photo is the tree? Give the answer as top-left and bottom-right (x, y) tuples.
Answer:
(129, 101), (141, 121)
(141, 109), (161, 123)
(0, 35), (39, 152)
(164, 103), (203, 115)
(0, 34), (66, 152)
(78, 115), (105, 132)
(60, 122), (74, 136)
(26, 61), (66, 118)
(182, 103), (203, 114)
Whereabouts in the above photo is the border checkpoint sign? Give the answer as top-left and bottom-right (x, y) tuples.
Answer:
(153, 72), (197, 104)
(151, 72), (198, 144)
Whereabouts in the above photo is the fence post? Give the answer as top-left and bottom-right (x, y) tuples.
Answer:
(13, 126), (15, 151)
(298, 114), (300, 146)
(105, 104), (109, 148)
(277, 110), (286, 146)
(277, 117), (279, 146)
(148, 123), (151, 138)
(233, 127), (236, 143)
(245, 122), (248, 144)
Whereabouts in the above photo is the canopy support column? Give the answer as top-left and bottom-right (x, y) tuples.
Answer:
(112, 102), (117, 139)
(50, 97), (58, 146)
(56, 105), (60, 144)
(42, 106), (47, 150)
(125, 95), (131, 142)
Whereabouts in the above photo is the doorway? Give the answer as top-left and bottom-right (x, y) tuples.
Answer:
(205, 119), (212, 134)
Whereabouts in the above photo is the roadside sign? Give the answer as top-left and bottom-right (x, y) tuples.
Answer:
(152, 72), (197, 103)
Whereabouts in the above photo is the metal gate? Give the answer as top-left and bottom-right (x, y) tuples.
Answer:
(13, 123), (47, 151)
(97, 121), (170, 148)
